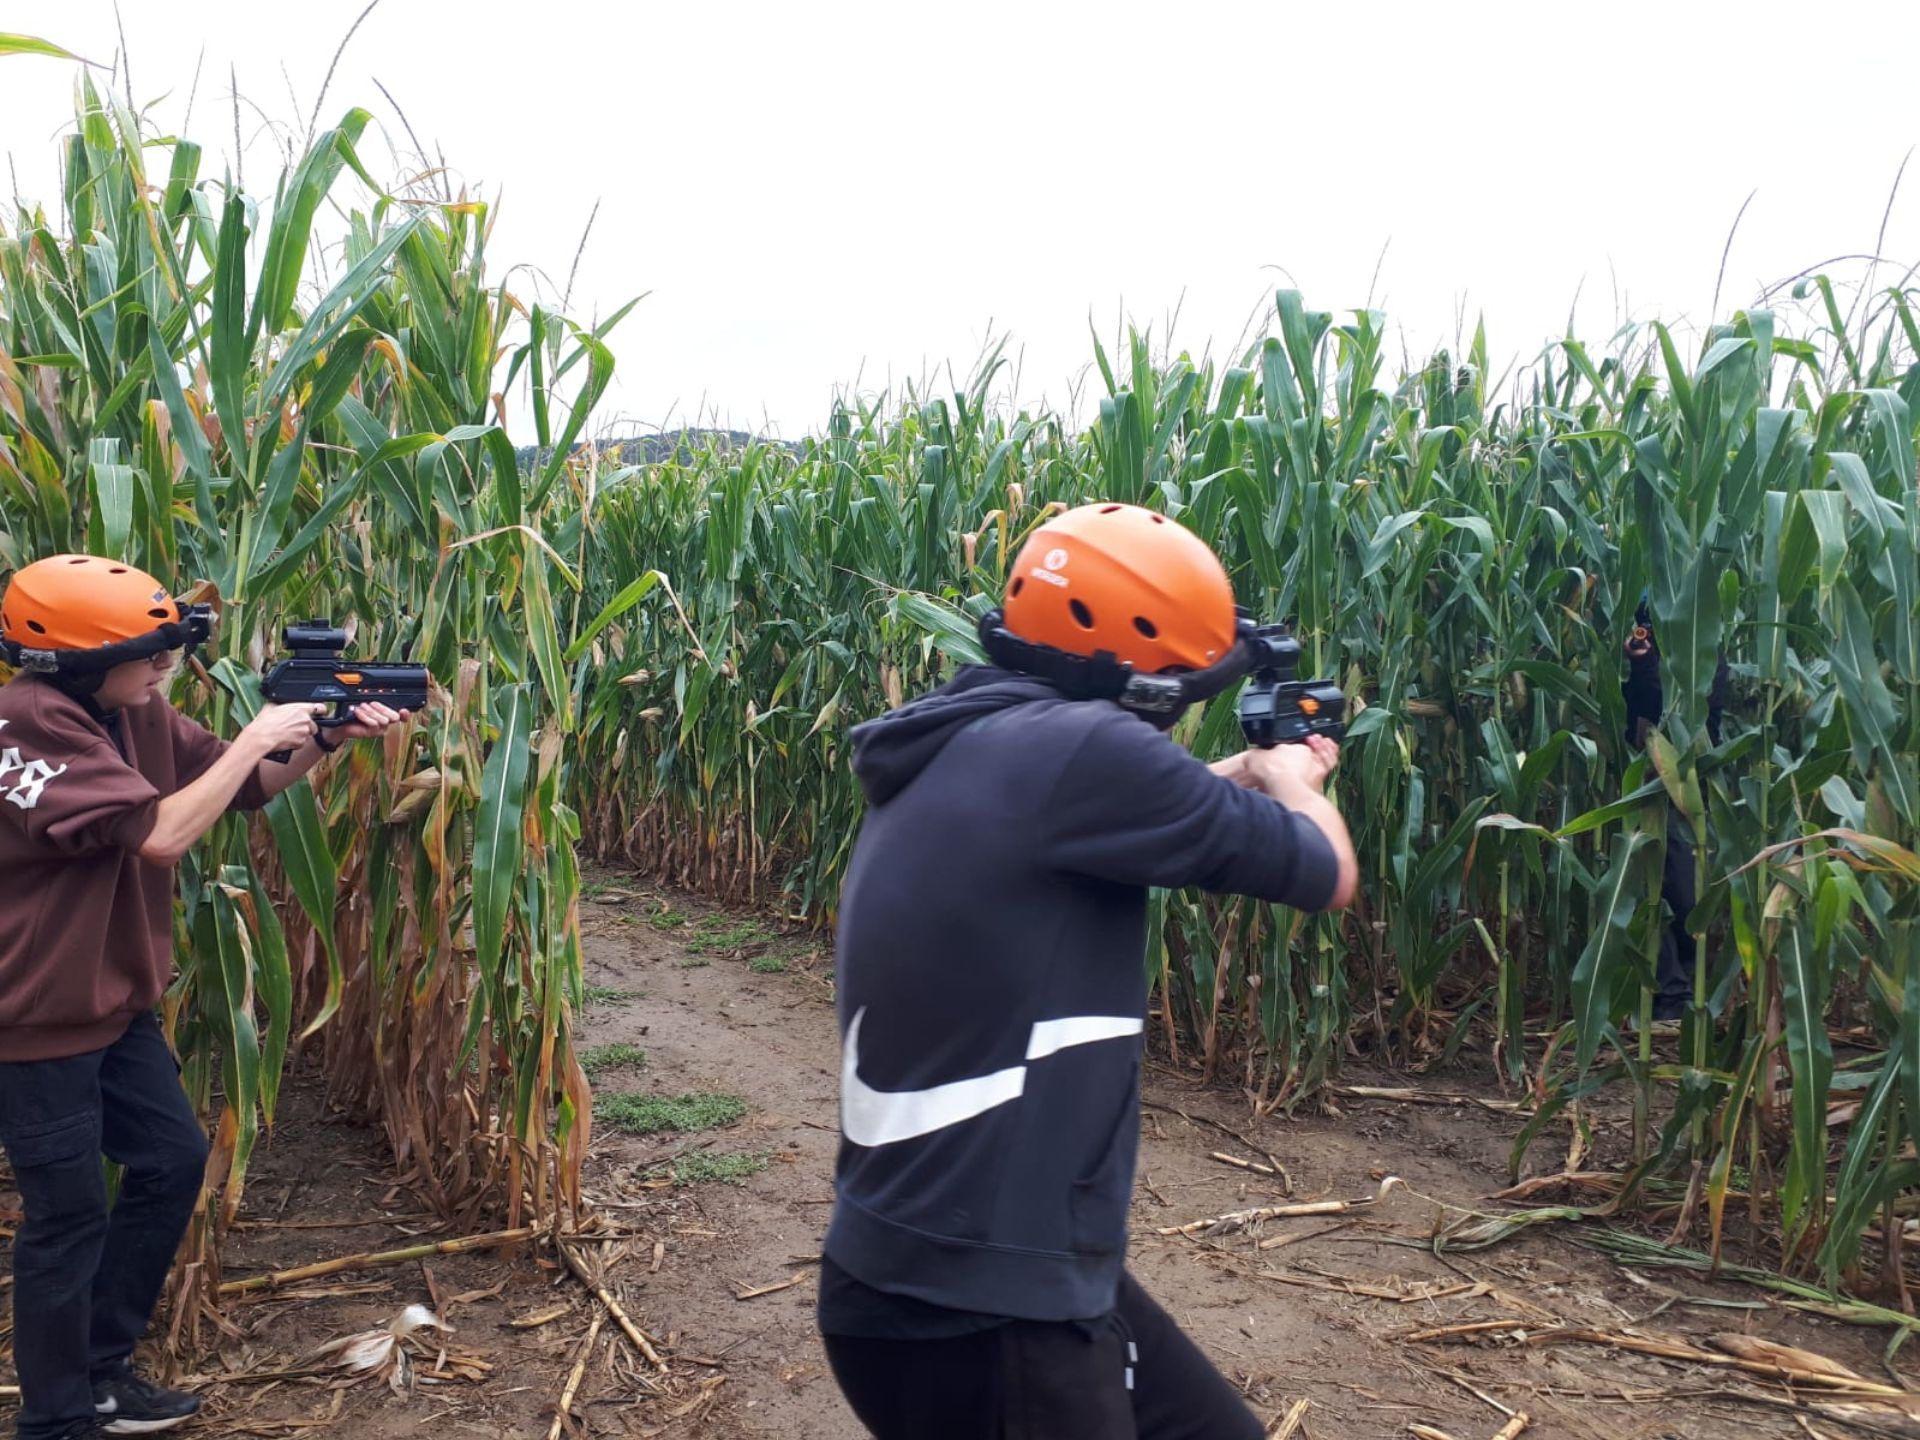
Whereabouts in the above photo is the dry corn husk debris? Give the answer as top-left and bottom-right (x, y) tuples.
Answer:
(297, 1303), (456, 1395)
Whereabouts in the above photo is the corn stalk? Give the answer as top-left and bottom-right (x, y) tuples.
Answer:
(0, 79), (620, 1327)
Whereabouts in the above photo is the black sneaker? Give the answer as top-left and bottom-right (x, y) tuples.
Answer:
(92, 1368), (201, 1434)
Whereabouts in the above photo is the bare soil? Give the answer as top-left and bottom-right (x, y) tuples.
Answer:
(3, 873), (1907, 1439)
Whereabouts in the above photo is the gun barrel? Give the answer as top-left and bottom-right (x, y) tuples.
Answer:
(261, 657), (429, 720)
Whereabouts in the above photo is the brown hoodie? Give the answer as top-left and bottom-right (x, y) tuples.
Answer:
(0, 674), (269, 1061)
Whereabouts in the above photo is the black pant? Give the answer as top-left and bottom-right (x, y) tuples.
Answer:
(0, 1013), (208, 1440)
(1655, 808), (1699, 1016)
(822, 1270), (1263, 1439)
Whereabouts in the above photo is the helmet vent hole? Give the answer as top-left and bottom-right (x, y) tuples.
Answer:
(109, 567), (127, 574)
(1069, 599), (1095, 630)
(1100, 504), (1123, 513)
(1150, 514), (1165, 524)
(27, 620), (46, 634)
(148, 608), (170, 619)
(1133, 616), (1159, 639)
(68, 557), (89, 564)
(1010, 577), (1025, 598)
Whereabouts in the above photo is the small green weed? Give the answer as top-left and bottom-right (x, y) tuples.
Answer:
(659, 1151), (770, 1186)
(676, 956), (711, 969)
(582, 985), (642, 1007)
(683, 918), (777, 955)
(596, 1091), (747, 1136)
(749, 954), (787, 974)
(578, 1043), (647, 1076)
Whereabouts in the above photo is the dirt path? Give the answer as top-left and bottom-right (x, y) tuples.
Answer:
(563, 882), (1887, 1440)
(3, 874), (1900, 1438)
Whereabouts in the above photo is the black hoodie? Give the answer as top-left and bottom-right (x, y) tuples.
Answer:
(819, 666), (1338, 1332)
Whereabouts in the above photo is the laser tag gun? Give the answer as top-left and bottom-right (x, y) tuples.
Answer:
(1235, 624), (1346, 749)
(259, 620), (428, 762)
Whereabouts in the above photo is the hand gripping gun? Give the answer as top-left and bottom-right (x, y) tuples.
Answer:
(259, 620), (427, 762)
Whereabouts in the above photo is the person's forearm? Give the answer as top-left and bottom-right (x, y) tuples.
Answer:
(1266, 774), (1359, 908)
(256, 736), (330, 799)
(138, 740), (269, 865)
(1208, 754), (1255, 786)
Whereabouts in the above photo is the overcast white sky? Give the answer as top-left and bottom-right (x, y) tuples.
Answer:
(3, 0), (1916, 442)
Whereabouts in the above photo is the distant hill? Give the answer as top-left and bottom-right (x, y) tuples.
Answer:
(513, 428), (800, 471)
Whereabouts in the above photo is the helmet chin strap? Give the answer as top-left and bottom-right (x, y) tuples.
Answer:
(976, 608), (1260, 729)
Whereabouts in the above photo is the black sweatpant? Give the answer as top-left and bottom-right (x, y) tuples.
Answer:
(822, 1270), (1264, 1439)
(0, 1012), (209, 1440)
(1655, 808), (1699, 1017)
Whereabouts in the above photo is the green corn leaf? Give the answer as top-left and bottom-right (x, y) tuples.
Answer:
(1899, 926), (1920, 1170)
(1828, 453), (1889, 544)
(1777, 487), (1820, 607)
(531, 327), (615, 508)
(1802, 490), (1852, 600)
(249, 111), (373, 350)
(565, 569), (665, 664)
(1778, 913), (1835, 1243)
(209, 190), (252, 478)
(1707, 1033), (1771, 1264)
(1828, 578), (1915, 823)
(1506, 662), (1602, 727)
(891, 588), (988, 666)
(1651, 548), (1723, 738)
(245, 460), (371, 594)
(1571, 829), (1657, 1074)
(258, 216), (419, 415)
(83, 436), (133, 560)
(1819, 1047), (1899, 1282)
(523, 535), (572, 732)
(472, 684), (534, 986)
(0, 32), (82, 59)
(1860, 389), (1917, 518)
(203, 884), (263, 1180)
(486, 426), (524, 530)
(244, 865), (294, 1127)
(1554, 778), (1669, 840)
(1361, 511), (1425, 578)
(146, 312), (214, 484)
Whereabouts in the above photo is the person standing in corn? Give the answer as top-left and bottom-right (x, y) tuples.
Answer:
(1622, 597), (1730, 1029)
(817, 504), (1358, 1438)
(0, 556), (407, 1440)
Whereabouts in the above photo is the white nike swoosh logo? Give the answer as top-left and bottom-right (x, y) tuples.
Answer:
(840, 1008), (1143, 1147)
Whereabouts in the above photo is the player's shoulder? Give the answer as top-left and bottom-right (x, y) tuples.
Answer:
(1034, 697), (1188, 769)
(0, 675), (85, 734)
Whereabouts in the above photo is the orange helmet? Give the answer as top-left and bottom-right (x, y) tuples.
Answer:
(998, 503), (1236, 673)
(0, 554), (209, 682)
